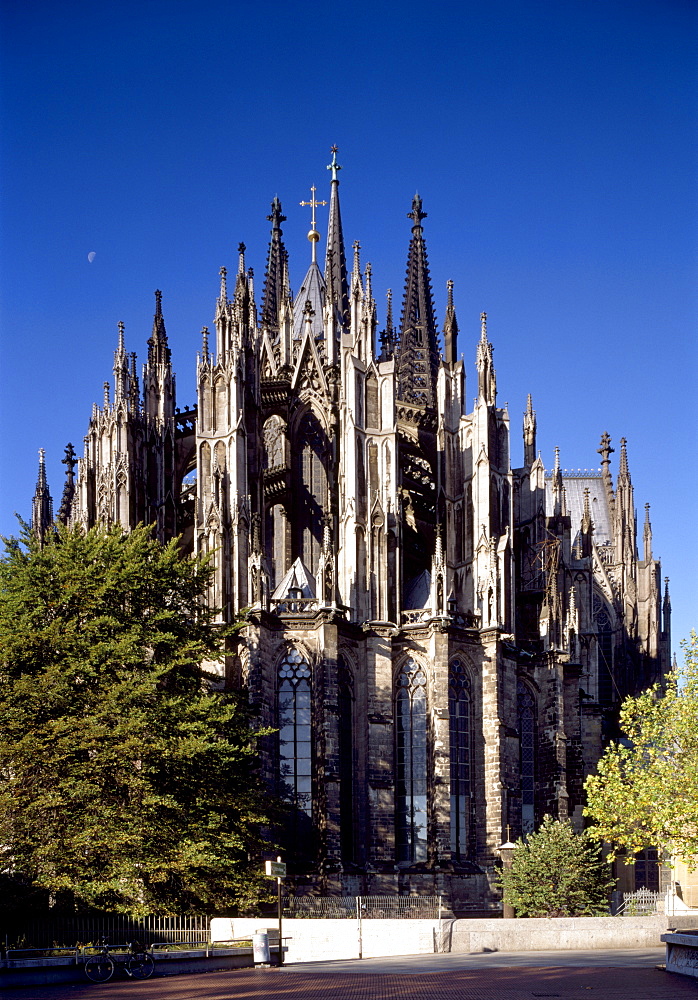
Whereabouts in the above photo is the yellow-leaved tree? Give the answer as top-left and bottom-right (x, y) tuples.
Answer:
(584, 632), (698, 868)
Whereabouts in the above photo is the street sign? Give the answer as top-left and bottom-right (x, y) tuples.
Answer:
(265, 860), (287, 878)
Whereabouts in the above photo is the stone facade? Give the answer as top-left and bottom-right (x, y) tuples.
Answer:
(34, 151), (671, 911)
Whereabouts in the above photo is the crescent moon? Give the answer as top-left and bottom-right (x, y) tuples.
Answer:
(87, 251), (96, 263)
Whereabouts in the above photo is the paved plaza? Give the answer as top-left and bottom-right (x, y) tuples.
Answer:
(2, 950), (697, 1000)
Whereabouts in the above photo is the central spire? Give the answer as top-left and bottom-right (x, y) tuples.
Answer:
(293, 179), (328, 344)
(396, 194), (439, 408)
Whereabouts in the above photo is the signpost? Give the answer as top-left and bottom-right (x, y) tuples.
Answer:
(264, 858), (286, 965)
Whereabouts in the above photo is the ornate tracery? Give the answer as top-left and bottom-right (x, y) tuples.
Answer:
(278, 649), (312, 818)
(449, 658), (473, 859)
(396, 657), (428, 863)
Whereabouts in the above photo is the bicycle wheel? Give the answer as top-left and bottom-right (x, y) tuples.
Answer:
(84, 955), (114, 983)
(128, 952), (155, 979)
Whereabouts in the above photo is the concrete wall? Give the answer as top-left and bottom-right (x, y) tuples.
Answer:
(661, 931), (698, 980)
(211, 917), (435, 962)
(448, 915), (671, 953)
(211, 914), (675, 963)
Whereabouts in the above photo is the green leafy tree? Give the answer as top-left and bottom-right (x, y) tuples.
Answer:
(499, 816), (614, 917)
(0, 523), (275, 915)
(584, 632), (698, 867)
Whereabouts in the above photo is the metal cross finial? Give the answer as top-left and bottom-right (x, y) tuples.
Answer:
(300, 185), (327, 263)
(300, 185), (327, 231)
(327, 145), (342, 182)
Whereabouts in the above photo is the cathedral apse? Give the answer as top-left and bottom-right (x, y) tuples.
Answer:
(34, 149), (671, 910)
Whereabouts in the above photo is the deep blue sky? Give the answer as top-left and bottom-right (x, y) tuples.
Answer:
(1, 0), (695, 655)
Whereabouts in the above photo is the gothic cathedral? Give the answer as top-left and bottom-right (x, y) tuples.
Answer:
(34, 150), (671, 911)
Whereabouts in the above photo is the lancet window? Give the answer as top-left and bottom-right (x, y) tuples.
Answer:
(449, 658), (472, 859)
(278, 649), (312, 818)
(517, 680), (536, 836)
(595, 601), (615, 705)
(396, 657), (428, 863)
(293, 412), (327, 572)
(337, 656), (355, 862)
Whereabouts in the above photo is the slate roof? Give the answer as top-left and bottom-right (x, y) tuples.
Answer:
(544, 470), (613, 549)
(293, 261), (326, 342)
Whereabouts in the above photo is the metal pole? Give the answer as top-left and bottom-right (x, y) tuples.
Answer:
(357, 896), (363, 959)
(277, 855), (283, 966)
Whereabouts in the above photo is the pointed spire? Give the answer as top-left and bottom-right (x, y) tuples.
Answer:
(352, 240), (361, 288)
(364, 261), (373, 301)
(113, 321), (129, 402)
(201, 326), (210, 362)
(325, 145), (349, 324)
(129, 352), (140, 411)
(598, 432), (614, 483)
(618, 436), (630, 484)
(151, 289), (166, 342)
(443, 279), (458, 365)
(214, 264), (229, 331)
(523, 393), (536, 466)
(262, 197), (288, 331)
(476, 312), (496, 405)
(552, 446), (564, 516)
(57, 443), (77, 525)
(231, 243), (253, 328)
(147, 290), (171, 368)
(434, 524), (443, 563)
(396, 194), (439, 407)
(643, 503), (653, 562)
(32, 448), (53, 542)
(578, 485), (593, 557)
(568, 583), (577, 615)
(582, 486), (592, 532)
(379, 288), (396, 360)
(103, 380), (110, 409)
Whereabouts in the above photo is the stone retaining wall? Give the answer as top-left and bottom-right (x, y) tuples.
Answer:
(211, 914), (677, 963)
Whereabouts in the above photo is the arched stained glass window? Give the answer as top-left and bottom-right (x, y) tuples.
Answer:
(396, 658), (428, 863)
(278, 649), (312, 818)
(449, 659), (472, 859)
(338, 656), (354, 862)
(596, 603), (614, 705)
(517, 680), (536, 836)
(294, 412), (326, 572)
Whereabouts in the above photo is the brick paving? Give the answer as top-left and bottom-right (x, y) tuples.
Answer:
(2, 965), (697, 1000)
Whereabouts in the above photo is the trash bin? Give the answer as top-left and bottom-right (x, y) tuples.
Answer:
(252, 931), (271, 965)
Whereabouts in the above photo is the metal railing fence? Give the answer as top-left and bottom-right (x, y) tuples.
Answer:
(283, 895), (444, 919)
(2, 913), (210, 951)
(614, 888), (662, 916)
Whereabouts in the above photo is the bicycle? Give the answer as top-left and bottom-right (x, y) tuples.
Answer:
(83, 938), (155, 983)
